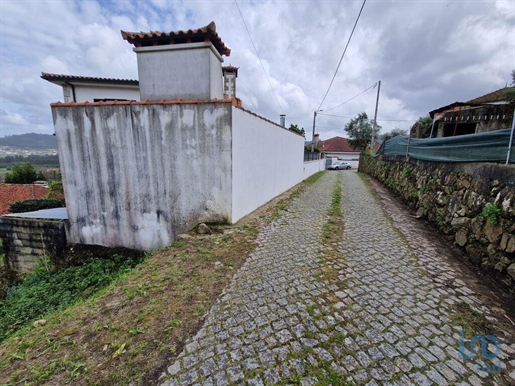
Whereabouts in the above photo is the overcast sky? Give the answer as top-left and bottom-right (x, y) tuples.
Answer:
(1, 0), (514, 140)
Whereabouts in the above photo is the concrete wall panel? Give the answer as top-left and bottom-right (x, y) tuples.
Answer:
(135, 44), (223, 101)
(74, 86), (140, 102)
(231, 107), (305, 222)
(52, 102), (232, 250)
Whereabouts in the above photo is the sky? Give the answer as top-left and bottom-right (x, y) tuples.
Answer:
(0, 0), (514, 141)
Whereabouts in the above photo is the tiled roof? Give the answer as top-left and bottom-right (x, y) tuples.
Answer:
(222, 65), (239, 76)
(50, 98), (237, 107)
(467, 86), (515, 104)
(318, 136), (358, 153)
(0, 184), (48, 214)
(429, 87), (515, 118)
(41, 72), (139, 86)
(121, 21), (231, 57)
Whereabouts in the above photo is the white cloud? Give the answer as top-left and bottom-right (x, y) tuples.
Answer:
(1, 0), (514, 139)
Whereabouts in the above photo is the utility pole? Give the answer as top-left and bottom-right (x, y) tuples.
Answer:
(370, 80), (381, 153)
(311, 110), (322, 152)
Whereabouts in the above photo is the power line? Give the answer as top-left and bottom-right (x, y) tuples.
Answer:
(323, 82), (378, 112)
(239, 79), (280, 115)
(316, 0), (367, 111)
(318, 112), (418, 122)
(234, 0), (284, 114)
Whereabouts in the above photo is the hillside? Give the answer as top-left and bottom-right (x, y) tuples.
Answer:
(0, 133), (57, 150)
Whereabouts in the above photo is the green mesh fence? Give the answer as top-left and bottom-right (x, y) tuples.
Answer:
(375, 128), (515, 163)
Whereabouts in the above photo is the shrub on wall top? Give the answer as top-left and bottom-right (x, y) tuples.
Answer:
(9, 199), (63, 213)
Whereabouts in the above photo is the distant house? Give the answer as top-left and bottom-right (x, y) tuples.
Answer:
(0, 184), (48, 214)
(317, 136), (362, 167)
(41, 73), (140, 103)
(428, 86), (515, 138)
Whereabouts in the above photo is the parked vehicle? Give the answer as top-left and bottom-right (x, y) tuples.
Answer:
(328, 161), (351, 170)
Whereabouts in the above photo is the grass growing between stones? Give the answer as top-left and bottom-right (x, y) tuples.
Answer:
(450, 301), (494, 337)
(0, 181), (311, 386)
(273, 172), (326, 217)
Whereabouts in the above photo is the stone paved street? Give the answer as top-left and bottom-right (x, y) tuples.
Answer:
(161, 171), (515, 385)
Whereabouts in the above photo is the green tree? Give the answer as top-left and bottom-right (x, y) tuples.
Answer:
(381, 128), (407, 141)
(36, 171), (47, 181)
(344, 112), (381, 150)
(411, 116), (433, 138)
(504, 69), (515, 101)
(288, 124), (305, 137)
(4, 163), (38, 184)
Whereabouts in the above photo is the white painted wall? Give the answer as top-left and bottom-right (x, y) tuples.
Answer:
(303, 158), (326, 177)
(231, 107), (305, 222)
(135, 42), (224, 101)
(73, 85), (140, 102)
(53, 102), (232, 251)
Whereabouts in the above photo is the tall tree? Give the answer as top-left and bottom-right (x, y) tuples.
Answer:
(4, 163), (38, 184)
(344, 112), (381, 150)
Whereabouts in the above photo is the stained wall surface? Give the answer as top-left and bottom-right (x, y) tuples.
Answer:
(52, 102), (233, 250)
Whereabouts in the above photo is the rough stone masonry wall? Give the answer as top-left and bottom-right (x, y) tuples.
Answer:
(0, 217), (67, 273)
(359, 154), (515, 289)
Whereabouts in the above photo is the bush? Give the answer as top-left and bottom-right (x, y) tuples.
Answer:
(0, 253), (147, 342)
(9, 198), (63, 213)
(482, 203), (501, 225)
(4, 162), (37, 184)
(47, 180), (65, 202)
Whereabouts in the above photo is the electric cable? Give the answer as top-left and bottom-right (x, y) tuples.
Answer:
(239, 79), (280, 115)
(316, 0), (367, 111)
(234, 0), (284, 114)
(323, 82), (378, 112)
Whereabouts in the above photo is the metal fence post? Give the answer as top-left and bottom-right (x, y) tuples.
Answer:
(506, 107), (515, 165)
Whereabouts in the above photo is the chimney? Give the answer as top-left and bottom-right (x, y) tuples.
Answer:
(314, 133), (320, 147)
(222, 65), (238, 99)
(122, 22), (231, 101)
(280, 115), (286, 127)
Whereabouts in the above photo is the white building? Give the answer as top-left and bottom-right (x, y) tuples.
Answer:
(41, 73), (140, 103)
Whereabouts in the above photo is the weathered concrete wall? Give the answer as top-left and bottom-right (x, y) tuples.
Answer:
(0, 217), (66, 272)
(134, 43), (224, 101)
(231, 107), (305, 222)
(359, 154), (515, 288)
(52, 101), (232, 250)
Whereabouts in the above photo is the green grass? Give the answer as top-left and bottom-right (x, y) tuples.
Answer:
(305, 171), (326, 185)
(0, 254), (147, 342)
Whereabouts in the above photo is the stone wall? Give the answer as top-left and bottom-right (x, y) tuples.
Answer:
(0, 217), (67, 273)
(359, 154), (515, 289)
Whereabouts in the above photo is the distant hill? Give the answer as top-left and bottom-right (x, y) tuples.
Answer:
(0, 133), (57, 150)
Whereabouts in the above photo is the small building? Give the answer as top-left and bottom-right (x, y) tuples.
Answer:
(429, 86), (515, 138)
(43, 21), (317, 252)
(318, 136), (361, 168)
(41, 73), (140, 103)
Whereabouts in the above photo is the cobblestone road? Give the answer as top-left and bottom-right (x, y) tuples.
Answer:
(161, 171), (514, 385)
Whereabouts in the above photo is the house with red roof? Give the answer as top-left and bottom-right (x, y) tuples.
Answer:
(428, 86), (515, 138)
(318, 136), (361, 168)
(0, 184), (48, 214)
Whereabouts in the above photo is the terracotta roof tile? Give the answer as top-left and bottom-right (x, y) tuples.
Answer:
(50, 98), (237, 107)
(222, 65), (239, 76)
(466, 86), (515, 104)
(318, 136), (357, 153)
(0, 184), (48, 214)
(41, 72), (138, 85)
(121, 21), (231, 57)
